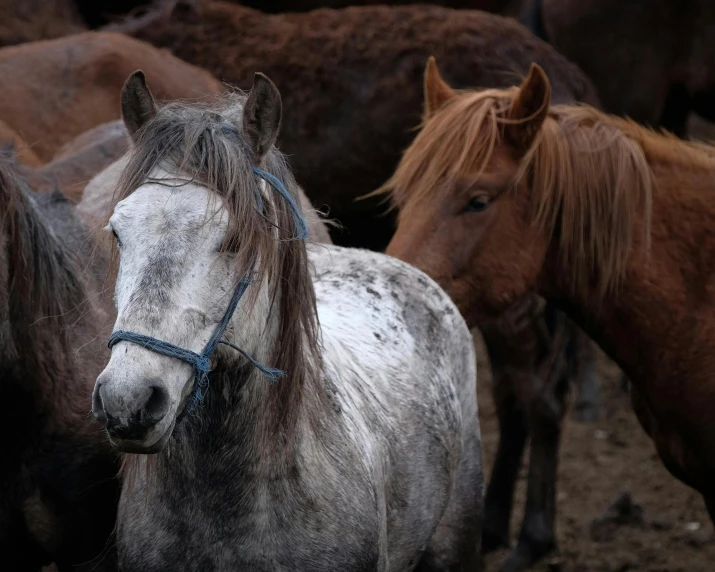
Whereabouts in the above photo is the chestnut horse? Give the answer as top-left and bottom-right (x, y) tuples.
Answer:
(0, 155), (119, 571)
(386, 59), (715, 548)
(0, 31), (223, 161)
(107, 0), (598, 249)
(522, 0), (715, 136)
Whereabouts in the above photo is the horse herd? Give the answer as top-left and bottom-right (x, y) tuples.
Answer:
(2, 1), (715, 571)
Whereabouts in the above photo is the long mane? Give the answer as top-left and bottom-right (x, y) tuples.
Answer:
(0, 155), (88, 390)
(112, 94), (321, 431)
(378, 86), (715, 297)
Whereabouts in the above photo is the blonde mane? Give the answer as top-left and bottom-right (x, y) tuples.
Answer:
(383, 87), (715, 297)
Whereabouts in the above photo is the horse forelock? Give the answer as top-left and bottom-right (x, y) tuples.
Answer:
(112, 93), (321, 434)
(381, 87), (674, 299)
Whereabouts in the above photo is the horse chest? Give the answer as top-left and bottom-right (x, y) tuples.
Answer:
(118, 474), (382, 572)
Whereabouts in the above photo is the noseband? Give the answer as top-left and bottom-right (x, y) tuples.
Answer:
(108, 167), (308, 415)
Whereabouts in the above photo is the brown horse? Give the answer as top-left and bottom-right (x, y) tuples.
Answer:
(386, 58), (715, 549)
(0, 31), (223, 161)
(522, 0), (715, 136)
(237, 0), (511, 13)
(107, 0), (598, 250)
(0, 154), (119, 571)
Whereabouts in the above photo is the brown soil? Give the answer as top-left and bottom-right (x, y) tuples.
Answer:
(473, 331), (715, 572)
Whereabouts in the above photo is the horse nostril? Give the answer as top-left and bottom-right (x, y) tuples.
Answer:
(92, 383), (107, 424)
(143, 385), (170, 425)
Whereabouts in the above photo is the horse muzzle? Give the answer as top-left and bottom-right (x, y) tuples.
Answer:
(92, 373), (174, 453)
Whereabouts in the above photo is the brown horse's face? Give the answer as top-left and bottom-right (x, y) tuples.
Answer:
(387, 145), (546, 326)
(386, 58), (553, 327)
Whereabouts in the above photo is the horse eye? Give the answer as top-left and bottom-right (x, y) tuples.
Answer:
(112, 228), (122, 247)
(465, 194), (490, 213)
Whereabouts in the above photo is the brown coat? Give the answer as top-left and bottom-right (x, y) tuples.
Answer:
(0, 32), (223, 161)
(535, 0), (715, 135)
(112, 1), (598, 248)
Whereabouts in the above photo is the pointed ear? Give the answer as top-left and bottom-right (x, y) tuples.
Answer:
(121, 70), (157, 140)
(423, 56), (456, 120)
(243, 72), (282, 161)
(504, 63), (551, 153)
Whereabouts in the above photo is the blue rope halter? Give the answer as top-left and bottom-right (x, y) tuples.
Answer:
(107, 167), (308, 416)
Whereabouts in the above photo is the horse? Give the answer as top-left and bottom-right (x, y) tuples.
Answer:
(89, 70), (483, 572)
(106, 0), (598, 250)
(521, 0), (715, 137)
(384, 57), (715, 547)
(0, 31), (223, 162)
(0, 154), (119, 571)
(231, 0), (510, 14)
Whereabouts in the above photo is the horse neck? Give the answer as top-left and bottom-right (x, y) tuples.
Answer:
(540, 157), (715, 387)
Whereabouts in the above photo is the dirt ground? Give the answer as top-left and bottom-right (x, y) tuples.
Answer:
(473, 331), (715, 572)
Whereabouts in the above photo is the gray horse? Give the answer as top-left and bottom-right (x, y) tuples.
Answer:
(91, 71), (484, 571)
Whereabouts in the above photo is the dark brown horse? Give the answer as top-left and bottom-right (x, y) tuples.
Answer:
(0, 155), (118, 570)
(0, 31), (223, 161)
(522, 0), (715, 136)
(0, 0), (521, 48)
(385, 59), (715, 556)
(238, 0), (512, 14)
(107, 0), (598, 249)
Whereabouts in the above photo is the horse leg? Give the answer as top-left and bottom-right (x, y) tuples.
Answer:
(415, 392), (484, 571)
(500, 310), (574, 572)
(573, 337), (601, 422)
(482, 371), (528, 553)
(500, 375), (569, 572)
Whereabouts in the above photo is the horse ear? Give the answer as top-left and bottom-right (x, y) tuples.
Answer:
(243, 72), (282, 160)
(504, 63), (551, 153)
(121, 70), (157, 139)
(423, 56), (456, 120)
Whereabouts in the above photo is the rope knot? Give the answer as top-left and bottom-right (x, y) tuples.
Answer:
(194, 355), (211, 374)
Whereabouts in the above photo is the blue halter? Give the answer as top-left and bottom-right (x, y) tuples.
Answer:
(107, 167), (307, 415)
